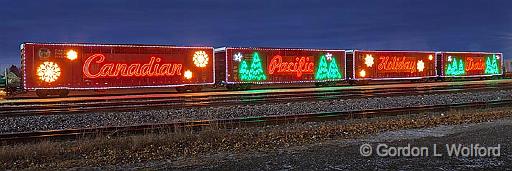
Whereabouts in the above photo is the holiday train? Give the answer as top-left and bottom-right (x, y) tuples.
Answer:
(16, 43), (503, 98)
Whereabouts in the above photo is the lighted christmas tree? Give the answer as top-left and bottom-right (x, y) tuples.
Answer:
(457, 59), (464, 74)
(315, 55), (329, 80)
(249, 52), (267, 81)
(327, 57), (342, 79)
(485, 55), (499, 74)
(315, 55), (342, 80)
(446, 58), (465, 76)
(238, 60), (250, 81)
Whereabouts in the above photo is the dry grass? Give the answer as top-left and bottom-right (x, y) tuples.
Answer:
(1, 106), (512, 170)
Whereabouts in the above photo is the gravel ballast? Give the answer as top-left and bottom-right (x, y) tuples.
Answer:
(1, 89), (511, 133)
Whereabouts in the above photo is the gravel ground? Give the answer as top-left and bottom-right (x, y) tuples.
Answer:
(1, 89), (511, 133)
(159, 117), (512, 170)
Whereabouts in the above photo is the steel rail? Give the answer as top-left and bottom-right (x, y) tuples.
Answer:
(0, 83), (511, 117)
(1, 99), (510, 143)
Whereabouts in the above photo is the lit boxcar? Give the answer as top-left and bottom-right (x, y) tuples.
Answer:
(22, 43), (214, 97)
(215, 47), (346, 89)
(440, 52), (503, 77)
(352, 50), (437, 80)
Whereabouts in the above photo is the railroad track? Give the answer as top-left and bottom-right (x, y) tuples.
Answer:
(1, 83), (512, 117)
(1, 99), (510, 143)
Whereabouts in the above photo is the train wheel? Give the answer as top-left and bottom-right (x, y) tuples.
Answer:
(315, 82), (324, 87)
(240, 84), (251, 90)
(188, 86), (202, 92)
(175, 86), (187, 93)
(348, 80), (356, 86)
(326, 81), (337, 87)
(36, 90), (48, 98)
(226, 84), (239, 91)
(58, 90), (69, 97)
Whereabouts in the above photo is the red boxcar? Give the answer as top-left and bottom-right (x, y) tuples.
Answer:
(215, 47), (346, 85)
(21, 43), (214, 95)
(353, 50), (437, 80)
(440, 52), (503, 77)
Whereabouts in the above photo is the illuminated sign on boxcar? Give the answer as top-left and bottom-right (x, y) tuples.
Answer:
(225, 48), (345, 84)
(82, 55), (184, 78)
(441, 52), (502, 77)
(354, 51), (436, 80)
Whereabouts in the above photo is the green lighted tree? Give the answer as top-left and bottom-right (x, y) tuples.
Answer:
(315, 55), (329, 80)
(238, 52), (267, 81)
(327, 57), (343, 79)
(249, 52), (267, 81)
(446, 58), (465, 76)
(485, 55), (499, 74)
(315, 55), (342, 80)
(239, 60), (250, 81)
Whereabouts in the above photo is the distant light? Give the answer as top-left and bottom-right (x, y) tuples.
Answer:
(428, 55), (433, 61)
(359, 69), (366, 77)
(184, 70), (193, 79)
(67, 50), (78, 60)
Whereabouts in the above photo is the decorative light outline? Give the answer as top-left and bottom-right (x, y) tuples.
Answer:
(442, 52), (503, 77)
(22, 43), (215, 90)
(224, 47), (346, 84)
(353, 50), (438, 80)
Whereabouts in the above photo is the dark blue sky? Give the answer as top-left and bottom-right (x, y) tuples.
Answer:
(0, 0), (511, 67)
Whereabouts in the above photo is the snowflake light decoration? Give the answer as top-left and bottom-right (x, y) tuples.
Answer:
(496, 55), (500, 60)
(37, 61), (61, 83)
(428, 55), (433, 61)
(325, 53), (333, 61)
(193, 51), (209, 67)
(233, 52), (243, 62)
(447, 56), (452, 62)
(364, 54), (374, 67)
(417, 60), (425, 72)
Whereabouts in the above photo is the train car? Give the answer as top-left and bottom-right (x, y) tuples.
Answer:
(439, 52), (503, 78)
(504, 59), (512, 78)
(351, 50), (437, 81)
(21, 43), (214, 97)
(215, 47), (346, 89)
